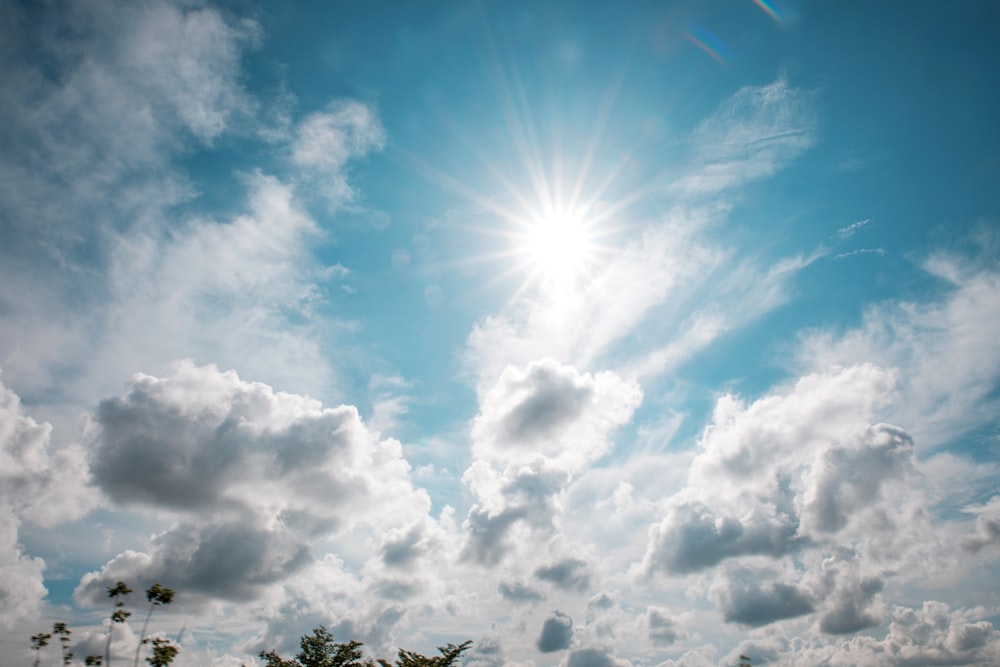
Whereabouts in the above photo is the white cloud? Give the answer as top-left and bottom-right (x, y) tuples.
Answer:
(798, 259), (1000, 449)
(0, 508), (46, 628)
(836, 218), (872, 240)
(471, 358), (642, 471)
(961, 496), (1000, 554)
(461, 359), (640, 568)
(0, 374), (96, 627)
(0, 1), (386, 422)
(668, 77), (815, 196)
(76, 361), (432, 608)
(734, 601), (1000, 667)
(708, 563), (814, 627)
(93, 172), (336, 401)
(641, 365), (937, 634)
(0, 0), (258, 404)
(292, 101), (386, 204)
(536, 611), (574, 652)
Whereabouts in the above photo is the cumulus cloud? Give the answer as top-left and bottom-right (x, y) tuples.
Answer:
(753, 601), (1000, 666)
(0, 374), (95, 626)
(77, 361), (430, 605)
(644, 606), (682, 645)
(498, 579), (545, 603)
(643, 365), (916, 577)
(640, 364), (933, 634)
(798, 260), (1000, 449)
(537, 611), (574, 652)
(0, 375), (96, 526)
(461, 462), (569, 566)
(462, 359), (640, 567)
(643, 499), (803, 574)
(563, 647), (631, 667)
(464, 634), (507, 667)
(0, 509), (46, 628)
(961, 496), (1000, 554)
(471, 358), (641, 470)
(534, 558), (591, 593)
(817, 575), (884, 635)
(710, 566), (814, 627)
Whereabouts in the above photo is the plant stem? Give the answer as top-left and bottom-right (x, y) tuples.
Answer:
(106, 616), (115, 667)
(133, 603), (155, 667)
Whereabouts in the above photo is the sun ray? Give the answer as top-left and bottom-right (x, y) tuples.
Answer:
(394, 14), (662, 306)
(568, 51), (633, 213)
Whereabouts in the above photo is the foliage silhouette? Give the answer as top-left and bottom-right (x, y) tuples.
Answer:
(30, 632), (51, 667)
(132, 584), (176, 667)
(145, 638), (180, 667)
(29, 581), (177, 667)
(104, 581), (133, 667)
(53, 622), (73, 666)
(256, 627), (472, 667)
(34, 599), (472, 667)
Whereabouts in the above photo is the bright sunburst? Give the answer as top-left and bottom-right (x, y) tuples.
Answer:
(403, 40), (640, 302)
(520, 206), (595, 284)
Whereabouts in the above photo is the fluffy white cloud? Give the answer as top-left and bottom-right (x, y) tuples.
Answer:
(76, 361), (432, 606)
(0, 374), (96, 626)
(471, 358), (642, 471)
(641, 364), (936, 637)
(461, 359), (640, 567)
(537, 611), (574, 652)
(643, 606), (683, 646)
(962, 496), (1000, 554)
(728, 601), (1000, 667)
(799, 259), (1000, 449)
(708, 564), (814, 627)
(0, 508), (46, 628)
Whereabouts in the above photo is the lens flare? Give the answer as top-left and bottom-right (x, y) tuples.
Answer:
(684, 25), (731, 66)
(752, 0), (784, 24)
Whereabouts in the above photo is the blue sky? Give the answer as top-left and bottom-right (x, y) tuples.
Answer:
(2, 1), (1000, 666)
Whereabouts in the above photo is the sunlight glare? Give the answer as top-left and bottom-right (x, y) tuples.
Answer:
(522, 207), (593, 283)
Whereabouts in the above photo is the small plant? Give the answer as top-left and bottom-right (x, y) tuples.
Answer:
(34, 581), (178, 667)
(30, 632), (51, 667)
(145, 637), (180, 667)
(53, 622), (73, 666)
(133, 584), (176, 667)
(384, 641), (472, 667)
(258, 627), (472, 667)
(102, 580), (133, 667)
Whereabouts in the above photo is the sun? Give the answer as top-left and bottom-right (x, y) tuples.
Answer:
(521, 206), (595, 284)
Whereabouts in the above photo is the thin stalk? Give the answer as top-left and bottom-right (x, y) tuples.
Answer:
(105, 616), (115, 667)
(133, 602), (155, 667)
